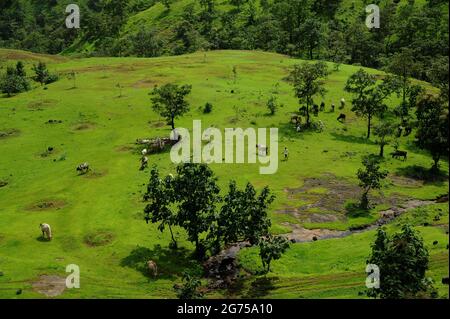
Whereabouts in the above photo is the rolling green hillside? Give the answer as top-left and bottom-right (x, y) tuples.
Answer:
(1, 0), (448, 84)
(0, 49), (448, 298)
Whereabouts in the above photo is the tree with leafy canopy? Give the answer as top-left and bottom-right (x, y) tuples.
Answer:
(266, 95), (278, 115)
(386, 48), (423, 125)
(373, 121), (396, 157)
(0, 62), (30, 97)
(174, 271), (203, 299)
(143, 166), (178, 249)
(345, 69), (399, 139)
(161, 0), (172, 10)
(150, 83), (192, 130)
(298, 18), (324, 60)
(259, 235), (290, 273)
(367, 225), (433, 299)
(290, 61), (328, 127)
(32, 62), (50, 86)
(172, 163), (221, 259)
(415, 95), (449, 172)
(356, 155), (388, 210)
(210, 181), (275, 252)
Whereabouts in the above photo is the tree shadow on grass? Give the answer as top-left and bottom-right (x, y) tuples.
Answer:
(242, 276), (279, 298)
(120, 244), (202, 280)
(330, 132), (376, 146)
(396, 165), (448, 187)
(345, 202), (372, 218)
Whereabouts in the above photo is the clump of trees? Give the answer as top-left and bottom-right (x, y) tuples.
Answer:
(356, 155), (388, 210)
(143, 163), (279, 262)
(415, 94), (449, 172)
(0, 0), (447, 85)
(367, 225), (434, 299)
(0, 61), (30, 97)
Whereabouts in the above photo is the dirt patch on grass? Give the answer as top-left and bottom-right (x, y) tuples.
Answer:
(32, 275), (66, 297)
(149, 120), (166, 128)
(133, 79), (159, 89)
(28, 99), (57, 110)
(282, 223), (348, 243)
(84, 230), (114, 247)
(0, 49), (67, 63)
(285, 174), (361, 215)
(0, 128), (20, 139)
(115, 144), (135, 152)
(72, 122), (96, 131)
(26, 199), (67, 211)
(83, 169), (108, 179)
(389, 173), (424, 188)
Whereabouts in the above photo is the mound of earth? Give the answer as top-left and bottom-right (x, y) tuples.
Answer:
(32, 275), (66, 297)
(0, 129), (20, 139)
(72, 122), (96, 131)
(27, 99), (57, 110)
(26, 199), (66, 211)
(82, 169), (108, 179)
(84, 230), (114, 247)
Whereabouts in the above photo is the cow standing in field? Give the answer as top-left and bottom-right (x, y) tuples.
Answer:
(320, 102), (325, 112)
(147, 260), (158, 278)
(40, 223), (52, 241)
(391, 150), (408, 161)
(76, 163), (90, 174)
(140, 156), (148, 171)
(337, 114), (346, 122)
(339, 98), (346, 110)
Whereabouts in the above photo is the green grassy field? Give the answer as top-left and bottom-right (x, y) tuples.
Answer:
(0, 49), (448, 298)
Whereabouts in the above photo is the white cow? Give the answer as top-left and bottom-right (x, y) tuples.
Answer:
(40, 223), (52, 241)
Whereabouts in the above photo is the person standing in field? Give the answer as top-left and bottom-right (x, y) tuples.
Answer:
(284, 147), (289, 161)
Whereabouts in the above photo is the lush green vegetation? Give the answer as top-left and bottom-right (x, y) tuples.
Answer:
(1, 0), (448, 83)
(0, 48), (447, 298)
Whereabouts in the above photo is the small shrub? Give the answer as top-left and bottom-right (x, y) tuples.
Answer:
(203, 102), (213, 114)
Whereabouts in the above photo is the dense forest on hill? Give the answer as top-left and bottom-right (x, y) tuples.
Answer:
(0, 0), (448, 81)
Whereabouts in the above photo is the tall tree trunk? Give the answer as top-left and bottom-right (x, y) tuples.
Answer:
(306, 98), (311, 126)
(367, 114), (372, 139)
(379, 144), (385, 157)
(168, 224), (177, 248)
(432, 154), (440, 172)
